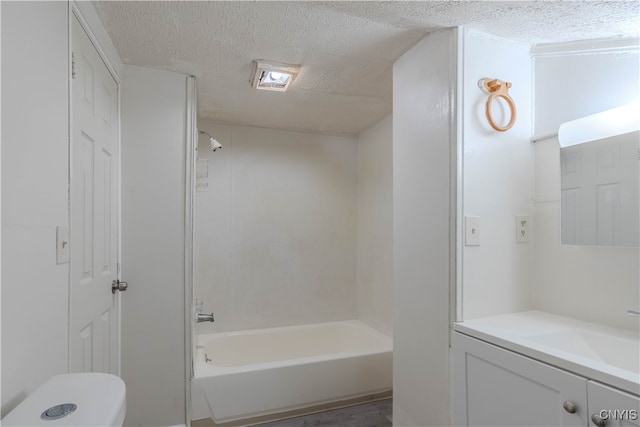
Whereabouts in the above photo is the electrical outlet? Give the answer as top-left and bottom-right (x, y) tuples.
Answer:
(516, 215), (529, 243)
(465, 216), (480, 246)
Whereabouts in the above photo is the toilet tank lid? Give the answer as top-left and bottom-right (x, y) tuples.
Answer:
(2, 373), (126, 427)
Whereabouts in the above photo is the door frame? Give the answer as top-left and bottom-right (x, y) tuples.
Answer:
(69, 4), (197, 424)
(68, 1), (122, 374)
(183, 76), (197, 427)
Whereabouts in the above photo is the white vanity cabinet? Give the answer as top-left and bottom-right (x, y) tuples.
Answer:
(452, 332), (640, 427)
(452, 332), (589, 426)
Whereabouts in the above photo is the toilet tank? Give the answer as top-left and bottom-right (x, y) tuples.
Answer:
(1, 373), (126, 426)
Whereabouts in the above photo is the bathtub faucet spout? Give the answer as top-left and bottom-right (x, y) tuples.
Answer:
(197, 313), (215, 323)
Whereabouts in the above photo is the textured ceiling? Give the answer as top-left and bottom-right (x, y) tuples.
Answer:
(94, 1), (639, 135)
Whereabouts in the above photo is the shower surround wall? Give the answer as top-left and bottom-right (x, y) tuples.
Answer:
(195, 124), (358, 332)
(357, 115), (393, 337)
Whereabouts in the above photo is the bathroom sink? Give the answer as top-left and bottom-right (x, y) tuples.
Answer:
(454, 311), (640, 394)
(526, 329), (640, 374)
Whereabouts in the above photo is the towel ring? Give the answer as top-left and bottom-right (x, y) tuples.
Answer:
(479, 78), (517, 132)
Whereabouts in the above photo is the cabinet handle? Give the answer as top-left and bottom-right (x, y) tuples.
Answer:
(562, 401), (577, 414)
(591, 414), (607, 427)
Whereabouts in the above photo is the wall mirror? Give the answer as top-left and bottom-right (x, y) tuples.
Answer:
(558, 103), (639, 247)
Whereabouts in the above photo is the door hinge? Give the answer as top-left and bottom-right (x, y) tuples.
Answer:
(71, 52), (76, 79)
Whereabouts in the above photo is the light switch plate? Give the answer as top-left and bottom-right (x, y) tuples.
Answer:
(56, 226), (70, 264)
(465, 216), (480, 246)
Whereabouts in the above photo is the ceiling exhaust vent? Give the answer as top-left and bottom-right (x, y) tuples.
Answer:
(251, 60), (300, 92)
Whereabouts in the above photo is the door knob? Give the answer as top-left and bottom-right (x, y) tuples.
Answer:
(112, 279), (128, 294)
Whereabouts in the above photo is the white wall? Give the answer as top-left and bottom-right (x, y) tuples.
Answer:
(195, 123), (358, 333)
(531, 39), (640, 332)
(533, 39), (639, 137)
(460, 29), (534, 320)
(121, 65), (191, 426)
(392, 28), (457, 427)
(357, 115), (393, 336)
(1, 1), (70, 415)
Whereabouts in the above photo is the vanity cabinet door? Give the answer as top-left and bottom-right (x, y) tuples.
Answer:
(587, 381), (640, 427)
(452, 332), (589, 426)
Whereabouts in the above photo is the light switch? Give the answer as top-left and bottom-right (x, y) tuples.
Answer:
(465, 216), (480, 246)
(56, 226), (70, 264)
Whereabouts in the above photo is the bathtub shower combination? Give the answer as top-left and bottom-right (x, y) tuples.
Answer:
(191, 320), (392, 423)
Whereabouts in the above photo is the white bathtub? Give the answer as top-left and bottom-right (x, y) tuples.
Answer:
(191, 320), (392, 423)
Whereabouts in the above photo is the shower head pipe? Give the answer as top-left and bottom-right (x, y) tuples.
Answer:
(198, 130), (222, 151)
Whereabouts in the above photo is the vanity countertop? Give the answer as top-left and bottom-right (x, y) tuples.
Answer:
(454, 310), (640, 395)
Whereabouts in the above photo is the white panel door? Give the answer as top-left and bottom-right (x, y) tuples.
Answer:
(69, 15), (120, 374)
(561, 132), (639, 246)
